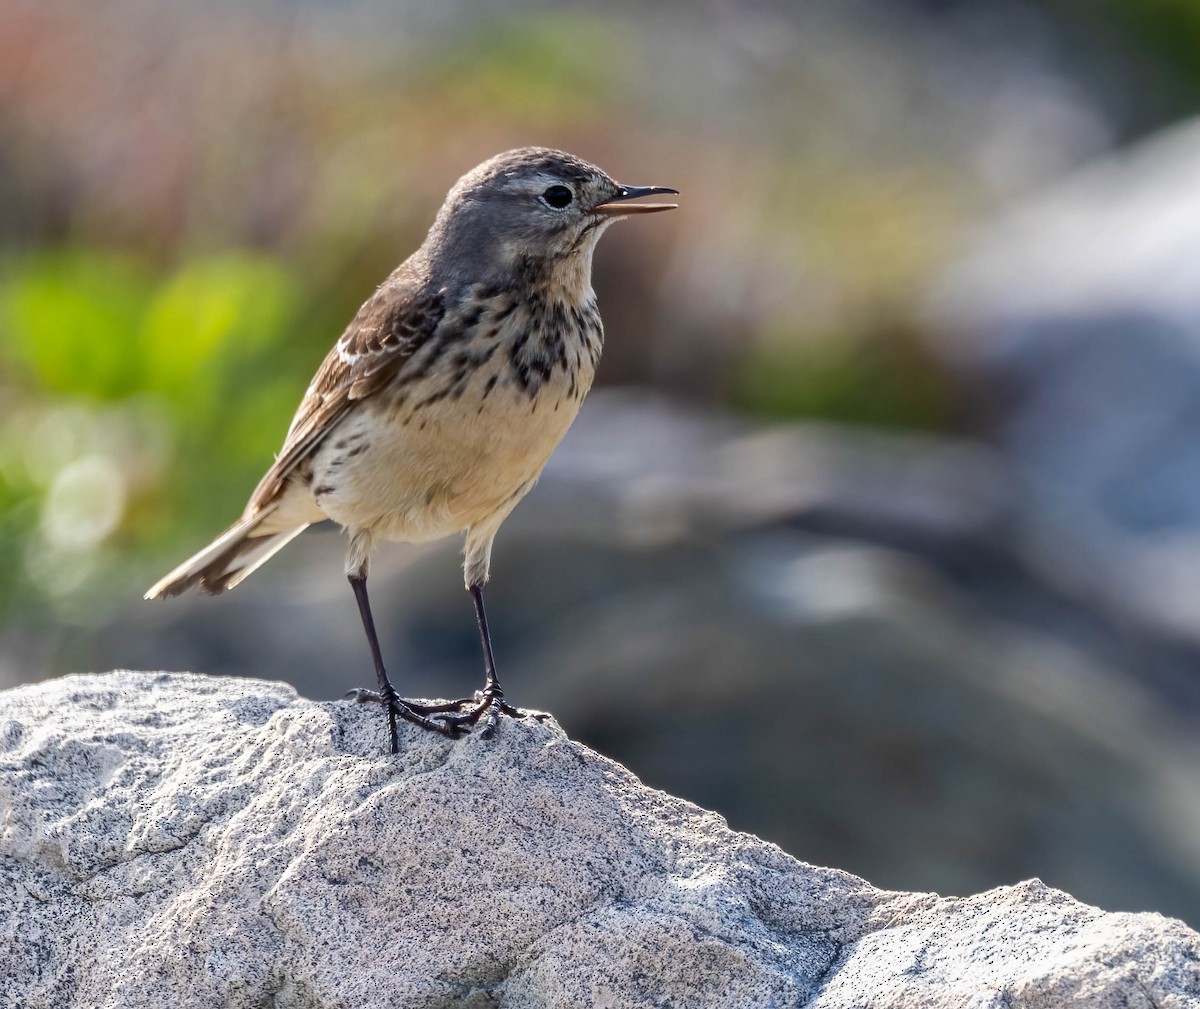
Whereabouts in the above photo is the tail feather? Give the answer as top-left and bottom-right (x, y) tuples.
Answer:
(144, 511), (309, 599)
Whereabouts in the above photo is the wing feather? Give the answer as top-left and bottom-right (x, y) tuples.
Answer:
(245, 276), (445, 514)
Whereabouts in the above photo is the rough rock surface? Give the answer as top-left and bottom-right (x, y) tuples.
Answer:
(2, 672), (1197, 1008)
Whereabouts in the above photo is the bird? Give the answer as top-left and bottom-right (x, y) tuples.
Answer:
(145, 147), (678, 753)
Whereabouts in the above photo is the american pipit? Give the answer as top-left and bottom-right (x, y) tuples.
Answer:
(145, 147), (677, 752)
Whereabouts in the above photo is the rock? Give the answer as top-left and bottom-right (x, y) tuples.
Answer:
(2, 672), (1197, 1008)
(928, 115), (1200, 644)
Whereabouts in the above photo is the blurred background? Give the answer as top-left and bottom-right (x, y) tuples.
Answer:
(5, 0), (1200, 928)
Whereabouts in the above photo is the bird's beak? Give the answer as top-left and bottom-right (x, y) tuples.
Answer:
(592, 184), (679, 216)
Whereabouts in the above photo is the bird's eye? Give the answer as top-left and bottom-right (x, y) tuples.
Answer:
(541, 185), (574, 210)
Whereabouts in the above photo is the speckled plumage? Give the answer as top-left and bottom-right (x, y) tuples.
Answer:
(145, 146), (676, 747)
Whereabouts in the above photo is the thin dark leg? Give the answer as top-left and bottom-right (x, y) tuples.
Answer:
(347, 573), (457, 751)
(433, 582), (529, 739)
(472, 583), (502, 698)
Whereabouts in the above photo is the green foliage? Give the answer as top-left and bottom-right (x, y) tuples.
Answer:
(428, 13), (629, 123)
(1035, 0), (1200, 126)
(141, 256), (295, 402)
(0, 249), (304, 618)
(3, 253), (153, 398)
(731, 323), (956, 433)
(3, 251), (296, 401)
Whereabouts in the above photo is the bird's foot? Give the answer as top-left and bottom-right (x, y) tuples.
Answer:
(403, 697), (474, 716)
(344, 688), (464, 716)
(431, 688), (547, 740)
(345, 685), (464, 750)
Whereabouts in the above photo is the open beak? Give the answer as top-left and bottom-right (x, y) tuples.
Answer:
(593, 184), (679, 217)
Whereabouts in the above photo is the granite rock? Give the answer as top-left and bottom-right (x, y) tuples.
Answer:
(2, 671), (1197, 1008)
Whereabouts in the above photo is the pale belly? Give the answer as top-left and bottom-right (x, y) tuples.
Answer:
(306, 358), (592, 543)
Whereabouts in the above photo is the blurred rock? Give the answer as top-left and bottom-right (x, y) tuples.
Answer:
(74, 392), (1200, 931)
(4, 671), (1198, 1008)
(930, 115), (1200, 644)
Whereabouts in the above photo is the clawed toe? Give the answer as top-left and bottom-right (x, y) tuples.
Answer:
(434, 701), (502, 739)
(404, 698), (473, 716)
(345, 688), (464, 718)
(430, 690), (535, 739)
(346, 685), (539, 744)
(346, 685), (464, 749)
(391, 697), (462, 741)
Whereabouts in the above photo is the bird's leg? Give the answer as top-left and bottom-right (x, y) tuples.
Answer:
(434, 582), (531, 739)
(346, 573), (460, 750)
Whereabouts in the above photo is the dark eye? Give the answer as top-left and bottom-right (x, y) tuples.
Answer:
(541, 185), (574, 209)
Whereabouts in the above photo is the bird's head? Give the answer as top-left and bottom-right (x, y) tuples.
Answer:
(424, 147), (677, 297)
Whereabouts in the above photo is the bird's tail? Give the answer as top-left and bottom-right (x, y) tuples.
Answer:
(144, 509), (309, 599)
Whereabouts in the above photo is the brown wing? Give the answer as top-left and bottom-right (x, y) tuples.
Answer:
(245, 276), (445, 515)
